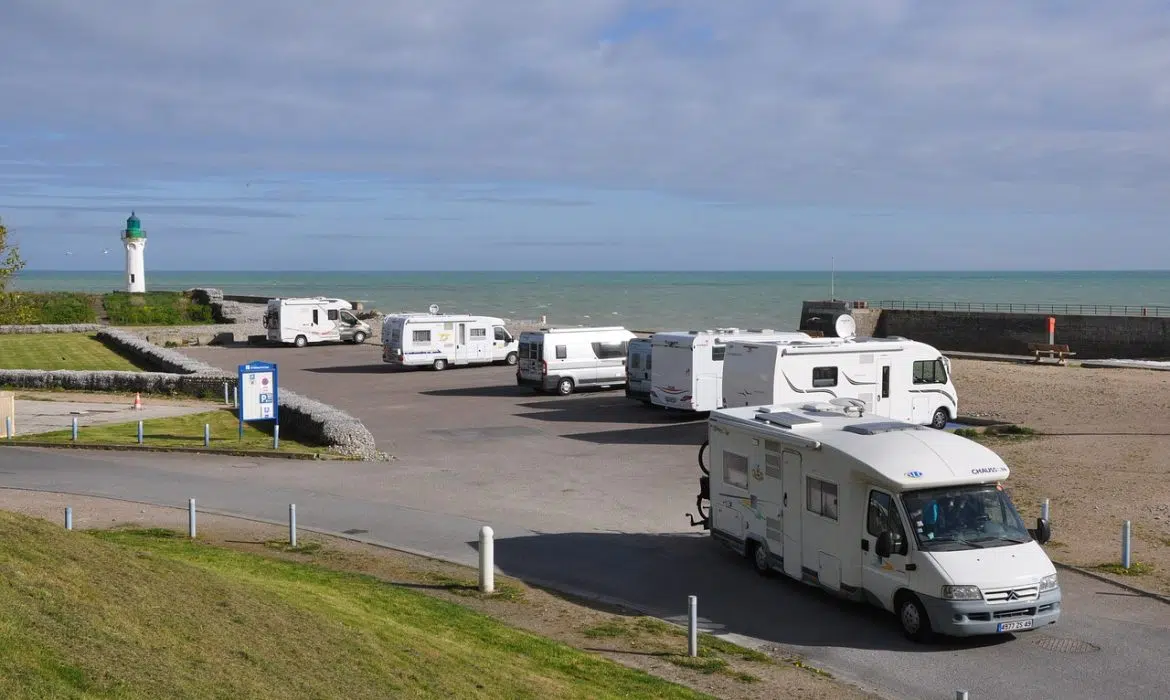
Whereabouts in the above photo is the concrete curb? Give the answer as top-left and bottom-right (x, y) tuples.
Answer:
(0, 440), (341, 461)
(1051, 560), (1170, 605)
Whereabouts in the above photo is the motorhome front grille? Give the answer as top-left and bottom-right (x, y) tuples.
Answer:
(966, 607), (1038, 622)
(766, 517), (784, 542)
(764, 452), (782, 479)
(982, 585), (1040, 604)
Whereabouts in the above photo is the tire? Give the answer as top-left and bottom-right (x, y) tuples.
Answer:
(698, 440), (710, 475)
(352, 331), (367, 344)
(505, 352), (518, 366)
(750, 540), (771, 576)
(897, 593), (933, 643)
(556, 377), (574, 396)
(930, 408), (949, 430)
(433, 358), (448, 371)
(294, 335), (307, 348)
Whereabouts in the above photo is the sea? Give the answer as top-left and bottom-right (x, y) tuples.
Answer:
(10, 270), (1170, 331)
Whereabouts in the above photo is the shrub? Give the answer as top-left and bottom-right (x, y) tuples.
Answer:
(0, 292), (98, 324)
(102, 291), (214, 326)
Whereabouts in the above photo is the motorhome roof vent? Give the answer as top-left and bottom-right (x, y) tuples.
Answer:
(746, 328), (774, 333)
(842, 421), (925, 435)
(754, 409), (822, 430)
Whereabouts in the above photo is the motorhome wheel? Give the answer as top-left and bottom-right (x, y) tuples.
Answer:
(433, 358), (448, 371)
(294, 335), (307, 348)
(930, 408), (949, 429)
(556, 377), (574, 395)
(505, 352), (518, 365)
(897, 594), (932, 642)
(352, 331), (367, 344)
(750, 540), (770, 575)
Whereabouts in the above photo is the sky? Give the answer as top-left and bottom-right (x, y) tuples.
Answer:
(1, 1), (1169, 272)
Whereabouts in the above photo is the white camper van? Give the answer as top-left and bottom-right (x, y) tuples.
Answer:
(381, 312), (518, 370)
(263, 297), (371, 347)
(721, 336), (958, 429)
(649, 329), (814, 412)
(626, 336), (653, 403)
(687, 401), (1060, 642)
(516, 326), (636, 395)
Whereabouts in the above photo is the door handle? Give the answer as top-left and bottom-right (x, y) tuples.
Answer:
(783, 493), (788, 507)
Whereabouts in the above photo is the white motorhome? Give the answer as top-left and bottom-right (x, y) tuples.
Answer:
(649, 329), (814, 412)
(263, 297), (371, 347)
(625, 336), (653, 403)
(722, 336), (958, 429)
(381, 312), (518, 370)
(517, 326), (636, 395)
(687, 401), (1060, 642)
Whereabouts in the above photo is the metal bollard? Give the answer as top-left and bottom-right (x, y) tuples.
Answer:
(1122, 520), (1132, 569)
(1041, 498), (1049, 522)
(289, 504), (297, 547)
(956, 691), (969, 700)
(224, 382), (230, 405)
(479, 526), (495, 593)
(65, 507), (72, 531)
(188, 498), (197, 538)
(72, 417), (79, 442)
(204, 423), (210, 447)
(688, 595), (698, 657)
(137, 420), (144, 445)
(5, 415), (11, 439)
(273, 424), (280, 449)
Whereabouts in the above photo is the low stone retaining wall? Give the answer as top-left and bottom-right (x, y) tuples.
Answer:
(0, 324), (104, 334)
(0, 326), (383, 460)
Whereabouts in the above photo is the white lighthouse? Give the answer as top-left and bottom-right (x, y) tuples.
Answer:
(121, 211), (147, 293)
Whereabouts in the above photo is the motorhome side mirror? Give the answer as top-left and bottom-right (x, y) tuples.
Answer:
(875, 531), (906, 559)
(1032, 518), (1052, 545)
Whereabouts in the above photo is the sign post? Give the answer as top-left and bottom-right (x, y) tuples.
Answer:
(237, 361), (279, 442)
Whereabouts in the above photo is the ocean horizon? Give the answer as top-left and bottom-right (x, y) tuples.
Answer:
(11, 269), (1170, 331)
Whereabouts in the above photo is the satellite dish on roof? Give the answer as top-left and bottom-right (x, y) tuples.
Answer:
(834, 314), (857, 339)
(428, 304), (439, 315)
(830, 396), (866, 416)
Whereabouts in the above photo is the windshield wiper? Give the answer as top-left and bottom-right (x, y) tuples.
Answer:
(970, 535), (1029, 545)
(924, 536), (986, 549)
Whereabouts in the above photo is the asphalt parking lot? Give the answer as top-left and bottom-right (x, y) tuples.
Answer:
(184, 341), (709, 535)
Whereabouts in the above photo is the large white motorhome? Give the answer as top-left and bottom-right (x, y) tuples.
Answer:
(721, 336), (958, 429)
(648, 329), (815, 412)
(263, 297), (371, 347)
(686, 401), (1060, 642)
(381, 312), (518, 370)
(517, 326), (636, 395)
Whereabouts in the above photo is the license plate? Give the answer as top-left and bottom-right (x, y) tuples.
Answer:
(997, 619), (1034, 632)
(666, 397), (677, 403)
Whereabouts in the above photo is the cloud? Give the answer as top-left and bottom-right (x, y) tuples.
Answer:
(1, 0), (1168, 212)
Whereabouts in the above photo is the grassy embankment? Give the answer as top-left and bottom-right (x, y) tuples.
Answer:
(0, 511), (710, 699)
(14, 408), (330, 457)
(0, 333), (143, 371)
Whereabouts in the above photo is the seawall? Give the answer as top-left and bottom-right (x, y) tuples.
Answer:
(799, 301), (1170, 359)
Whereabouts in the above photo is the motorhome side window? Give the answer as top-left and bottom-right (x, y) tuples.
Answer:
(722, 451), (750, 489)
(812, 366), (838, 388)
(494, 327), (512, 343)
(327, 309), (339, 321)
(711, 345), (726, 361)
(591, 341), (627, 359)
(913, 359), (947, 384)
(806, 477), (839, 521)
(413, 329), (431, 342)
(555, 345), (567, 359)
(470, 328), (487, 338)
(867, 490), (905, 538)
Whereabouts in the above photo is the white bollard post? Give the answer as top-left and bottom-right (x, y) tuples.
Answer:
(65, 507), (72, 531)
(72, 417), (78, 441)
(188, 498), (197, 538)
(5, 415), (11, 439)
(688, 595), (698, 657)
(273, 424), (280, 449)
(479, 526), (495, 593)
(1122, 520), (1132, 569)
(224, 382), (230, 405)
(289, 504), (297, 547)
(956, 691), (969, 700)
(1041, 498), (1050, 522)
(204, 423), (210, 447)
(137, 420), (144, 445)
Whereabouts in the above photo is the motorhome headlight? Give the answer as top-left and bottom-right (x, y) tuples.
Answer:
(1039, 574), (1059, 592)
(940, 585), (982, 601)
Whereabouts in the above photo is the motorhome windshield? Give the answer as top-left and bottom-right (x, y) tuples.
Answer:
(901, 483), (1031, 551)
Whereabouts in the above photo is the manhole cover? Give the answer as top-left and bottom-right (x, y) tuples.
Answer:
(1031, 634), (1100, 653)
(342, 529), (368, 535)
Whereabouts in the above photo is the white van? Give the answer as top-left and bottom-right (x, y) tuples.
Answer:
(381, 313), (518, 370)
(516, 326), (636, 395)
(722, 336), (958, 429)
(650, 329), (813, 412)
(263, 297), (371, 347)
(687, 400), (1060, 642)
(626, 336), (653, 403)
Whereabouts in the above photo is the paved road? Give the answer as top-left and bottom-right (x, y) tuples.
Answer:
(4, 445), (1169, 700)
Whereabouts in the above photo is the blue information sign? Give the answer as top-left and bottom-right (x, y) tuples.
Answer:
(237, 360), (279, 438)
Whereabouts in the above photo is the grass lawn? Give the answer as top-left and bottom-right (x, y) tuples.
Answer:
(0, 512), (709, 700)
(13, 408), (331, 457)
(0, 333), (143, 371)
